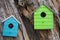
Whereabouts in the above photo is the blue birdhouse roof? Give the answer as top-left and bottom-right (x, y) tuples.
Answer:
(2, 15), (21, 24)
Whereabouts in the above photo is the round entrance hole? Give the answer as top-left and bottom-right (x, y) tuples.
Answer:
(8, 23), (13, 29)
(40, 12), (46, 18)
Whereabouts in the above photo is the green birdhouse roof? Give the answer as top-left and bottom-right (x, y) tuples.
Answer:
(35, 5), (53, 14)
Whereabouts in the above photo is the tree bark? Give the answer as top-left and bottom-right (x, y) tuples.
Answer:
(0, 0), (60, 40)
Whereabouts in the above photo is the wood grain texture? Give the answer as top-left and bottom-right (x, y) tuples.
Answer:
(0, 0), (29, 40)
(0, 0), (60, 40)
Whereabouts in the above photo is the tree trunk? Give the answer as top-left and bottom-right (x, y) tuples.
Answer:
(0, 0), (60, 40)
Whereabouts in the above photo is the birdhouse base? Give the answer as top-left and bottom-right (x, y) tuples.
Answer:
(3, 32), (17, 37)
(34, 26), (53, 30)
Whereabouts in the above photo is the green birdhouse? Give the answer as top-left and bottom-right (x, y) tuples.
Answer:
(34, 5), (54, 29)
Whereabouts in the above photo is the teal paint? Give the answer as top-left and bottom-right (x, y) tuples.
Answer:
(3, 16), (19, 37)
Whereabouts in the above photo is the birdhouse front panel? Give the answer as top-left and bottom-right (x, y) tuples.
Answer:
(34, 5), (54, 29)
(3, 17), (19, 37)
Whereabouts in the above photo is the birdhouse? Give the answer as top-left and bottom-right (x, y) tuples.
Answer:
(34, 5), (54, 29)
(2, 15), (21, 37)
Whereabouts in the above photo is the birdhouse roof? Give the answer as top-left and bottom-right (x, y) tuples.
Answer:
(35, 5), (53, 13)
(2, 15), (21, 24)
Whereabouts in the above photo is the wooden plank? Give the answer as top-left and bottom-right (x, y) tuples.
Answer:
(0, 0), (60, 40)
(0, 0), (29, 40)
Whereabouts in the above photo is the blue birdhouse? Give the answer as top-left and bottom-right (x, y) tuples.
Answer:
(2, 15), (21, 37)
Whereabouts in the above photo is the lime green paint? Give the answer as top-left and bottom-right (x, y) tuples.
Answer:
(34, 5), (54, 29)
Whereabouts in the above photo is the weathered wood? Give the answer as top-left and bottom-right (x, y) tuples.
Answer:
(0, 0), (60, 40)
(17, 0), (60, 40)
(0, 0), (29, 40)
